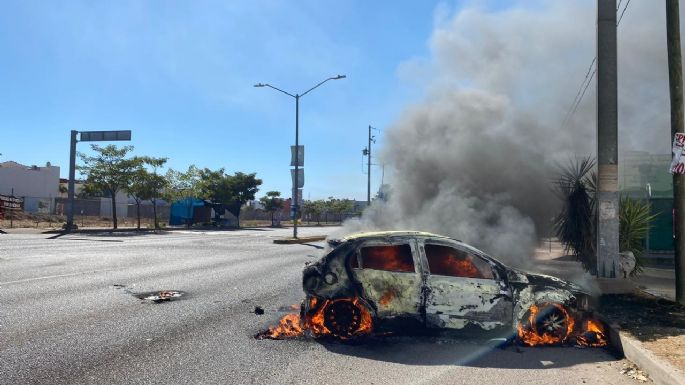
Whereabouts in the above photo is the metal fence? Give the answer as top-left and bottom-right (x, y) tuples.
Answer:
(5, 195), (171, 220)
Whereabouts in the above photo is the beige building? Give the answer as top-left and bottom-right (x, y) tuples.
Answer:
(0, 161), (60, 213)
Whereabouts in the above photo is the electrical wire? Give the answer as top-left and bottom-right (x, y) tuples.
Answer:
(617, 0), (631, 26)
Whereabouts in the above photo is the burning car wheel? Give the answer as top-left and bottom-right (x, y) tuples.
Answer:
(533, 305), (568, 338)
(518, 303), (573, 346)
(323, 299), (365, 339)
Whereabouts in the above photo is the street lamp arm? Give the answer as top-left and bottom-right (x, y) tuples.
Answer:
(254, 83), (297, 98)
(300, 75), (346, 97)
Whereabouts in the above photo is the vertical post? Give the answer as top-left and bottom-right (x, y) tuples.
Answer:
(66, 130), (78, 232)
(596, 0), (620, 278)
(367, 125), (372, 206)
(667, 0), (685, 304)
(294, 95), (299, 239)
(10, 188), (14, 228)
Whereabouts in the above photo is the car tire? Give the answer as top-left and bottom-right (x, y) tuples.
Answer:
(322, 299), (367, 339)
(518, 302), (572, 345)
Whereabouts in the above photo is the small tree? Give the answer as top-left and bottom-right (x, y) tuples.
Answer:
(164, 165), (201, 227)
(303, 200), (326, 225)
(128, 157), (168, 229)
(225, 172), (262, 226)
(164, 165), (201, 202)
(78, 145), (141, 229)
(329, 198), (354, 223)
(554, 157), (656, 276)
(197, 169), (262, 227)
(553, 157), (596, 273)
(259, 191), (284, 226)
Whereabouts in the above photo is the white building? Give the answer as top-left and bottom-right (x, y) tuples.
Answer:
(0, 161), (60, 213)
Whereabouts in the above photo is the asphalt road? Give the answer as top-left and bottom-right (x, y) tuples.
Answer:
(0, 228), (650, 385)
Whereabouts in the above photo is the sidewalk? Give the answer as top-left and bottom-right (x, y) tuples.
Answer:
(533, 240), (684, 385)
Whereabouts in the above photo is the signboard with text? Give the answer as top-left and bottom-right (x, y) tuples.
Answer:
(0, 194), (23, 211)
(670, 132), (685, 174)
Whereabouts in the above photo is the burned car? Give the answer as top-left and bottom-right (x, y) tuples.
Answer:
(299, 231), (604, 346)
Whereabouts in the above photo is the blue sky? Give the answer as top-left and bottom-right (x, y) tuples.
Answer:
(0, 0), (521, 200)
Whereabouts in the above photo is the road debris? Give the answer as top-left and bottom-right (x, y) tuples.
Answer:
(135, 290), (185, 303)
(254, 306), (265, 315)
(620, 362), (649, 382)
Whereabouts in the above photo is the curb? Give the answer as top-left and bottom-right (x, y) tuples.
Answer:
(273, 236), (327, 244)
(599, 314), (685, 385)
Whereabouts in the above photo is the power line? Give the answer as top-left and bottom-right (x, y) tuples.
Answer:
(571, 69), (596, 117)
(563, 1), (632, 128)
(617, 0), (631, 26)
(562, 57), (596, 128)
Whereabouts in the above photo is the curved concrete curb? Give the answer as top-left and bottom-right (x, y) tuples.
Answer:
(273, 236), (327, 244)
(600, 315), (685, 385)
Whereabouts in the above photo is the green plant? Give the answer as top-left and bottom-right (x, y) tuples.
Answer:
(620, 196), (657, 276)
(553, 157), (596, 273)
(553, 157), (657, 277)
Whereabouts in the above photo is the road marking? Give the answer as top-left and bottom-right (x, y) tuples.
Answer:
(0, 268), (117, 285)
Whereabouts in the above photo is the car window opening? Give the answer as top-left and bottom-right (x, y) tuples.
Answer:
(360, 244), (414, 273)
(425, 244), (494, 279)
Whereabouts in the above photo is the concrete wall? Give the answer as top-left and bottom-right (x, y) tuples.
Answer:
(0, 162), (60, 198)
(99, 191), (129, 219)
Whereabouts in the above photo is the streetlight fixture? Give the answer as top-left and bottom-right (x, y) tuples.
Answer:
(254, 75), (346, 238)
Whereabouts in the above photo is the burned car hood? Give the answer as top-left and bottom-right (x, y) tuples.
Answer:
(507, 268), (588, 294)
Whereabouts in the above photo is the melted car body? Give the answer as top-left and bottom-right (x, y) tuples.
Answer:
(301, 231), (593, 342)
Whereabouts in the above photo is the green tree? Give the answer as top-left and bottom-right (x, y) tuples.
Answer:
(164, 165), (201, 202)
(553, 157), (656, 276)
(197, 169), (262, 227)
(78, 145), (141, 229)
(303, 200), (326, 225)
(128, 157), (168, 229)
(226, 172), (262, 224)
(259, 191), (284, 226)
(328, 198), (354, 223)
(163, 165), (202, 228)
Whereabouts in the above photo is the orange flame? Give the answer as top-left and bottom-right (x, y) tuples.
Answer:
(258, 296), (373, 340)
(517, 303), (575, 346)
(259, 313), (304, 339)
(576, 318), (608, 347)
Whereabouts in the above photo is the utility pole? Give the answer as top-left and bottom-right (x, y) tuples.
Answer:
(363, 125), (377, 207)
(66, 130), (78, 232)
(596, 0), (620, 278)
(667, 0), (685, 305)
(367, 125), (372, 206)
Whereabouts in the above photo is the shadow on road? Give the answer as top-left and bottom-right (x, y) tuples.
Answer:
(317, 336), (619, 369)
(301, 243), (325, 250)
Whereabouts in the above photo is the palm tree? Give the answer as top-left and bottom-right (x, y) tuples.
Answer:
(553, 157), (656, 276)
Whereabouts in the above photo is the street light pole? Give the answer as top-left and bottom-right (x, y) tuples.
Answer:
(294, 94), (299, 238)
(254, 75), (346, 239)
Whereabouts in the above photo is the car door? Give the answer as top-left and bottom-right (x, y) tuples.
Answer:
(351, 239), (424, 320)
(421, 240), (513, 330)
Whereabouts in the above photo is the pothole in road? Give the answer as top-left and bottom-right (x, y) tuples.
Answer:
(134, 290), (186, 303)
